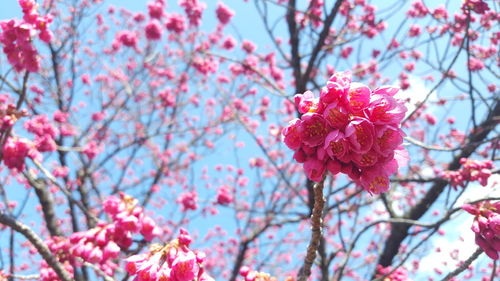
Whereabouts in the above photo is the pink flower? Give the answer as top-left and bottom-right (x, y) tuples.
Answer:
(35, 135), (57, 152)
(241, 40), (256, 53)
(222, 35), (236, 50)
(468, 57), (484, 71)
(300, 113), (329, 147)
(294, 90), (321, 114)
(148, 1), (164, 19)
(140, 216), (160, 241)
(145, 20), (162, 40)
(282, 118), (303, 150)
(116, 30), (137, 48)
(216, 185), (233, 205)
(359, 166), (390, 194)
(368, 92), (406, 125)
(283, 71), (407, 193)
(2, 138), (37, 170)
(215, 2), (235, 25)
(463, 201), (500, 259)
(179, 0), (206, 27)
(178, 191), (198, 211)
(303, 158), (326, 182)
(322, 102), (349, 129)
(320, 81), (346, 104)
(352, 150), (379, 167)
(324, 130), (349, 159)
(408, 24), (421, 37)
(346, 82), (371, 112)
(165, 13), (186, 34)
(171, 251), (199, 281)
(345, 117), (375, 154)
(0, 20), (40, 72)
(374, 125), (404, 156)
(328, 71), (351, 89)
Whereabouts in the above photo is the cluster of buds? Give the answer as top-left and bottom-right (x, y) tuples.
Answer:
(375, 265), (410, 281)
(441, 158), (494, 188)
(126, 228), (214, 281)
(0, 0), (52, 72)
(239, 266), (294, 281)
(39, 260), (74, 281)
(2, 137), (39, 171)
(103, 192), (161, 242)
(282, 71), (407, 194)
(66, 224), (121, 274)
(462, 201), (500, 259)
(24, 115), (58, 152)
(40, 194), (160, 280)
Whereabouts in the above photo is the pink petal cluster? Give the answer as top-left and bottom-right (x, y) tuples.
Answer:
(165, 13), (186, 34)
(177, 191), (198, 211)
(24, 114), (58, 152)
(148, 0), (165, 19)
(44, 232), (119, 278)
(179, 0), (206, 27)
(282, 71), (407, 194)
(114, 30), (138, 50)
(126, 229), (214, 281)
(462, 201), (500, 259)
(215, 2), (235, 25)
(2, 137), (39, 171)
(462, 0), (490, 14)
(375, 265), (410, 281)
(441, 158), (494, 188)
(39, 259), (74, 281)
(216, 185), (233, 205)
(145, 20), (162, 40)
(40, 194), (161, 280)
(103, 192), (162, 242)
(0, 20), (40, 72)
(0, 0), (52, 72)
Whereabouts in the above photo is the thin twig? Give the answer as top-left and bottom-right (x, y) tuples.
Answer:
(440, 248), (482, 281)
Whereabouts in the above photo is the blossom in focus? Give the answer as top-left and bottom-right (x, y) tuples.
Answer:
(462, 201), (500, 260)
(282, 71), (408, 194)
(125, 229), (214, 281)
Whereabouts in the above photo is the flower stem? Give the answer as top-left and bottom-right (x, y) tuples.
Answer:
(298, 180), (325, 281)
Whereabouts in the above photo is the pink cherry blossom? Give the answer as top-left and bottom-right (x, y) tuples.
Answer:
(344, 117), (375, 154)
(300, 113), (329, 147)
(215, 2), (235, 25)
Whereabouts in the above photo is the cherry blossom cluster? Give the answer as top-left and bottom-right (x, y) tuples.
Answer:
(0, 0), (52, 72)
(126, 228), (214, 281)
(375, 265), (410, 281)
(239, 266), (293, 281)
(282, 71), (407, 194)
(39, 193), (160, 280)
(462, 201), (500, 259)
(441, 158), (494, 188)
(39, 259), (74, 281)
(48, 222), (132, 275)
(103, 192), (161, 242)
(2, 137), (39, 171)
(24, 114), (58, 152)
(462, 0), (490, 14)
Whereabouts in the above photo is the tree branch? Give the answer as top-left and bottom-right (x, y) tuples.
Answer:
(298, 180), (325, 281)
(0, 212), (73, 281)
